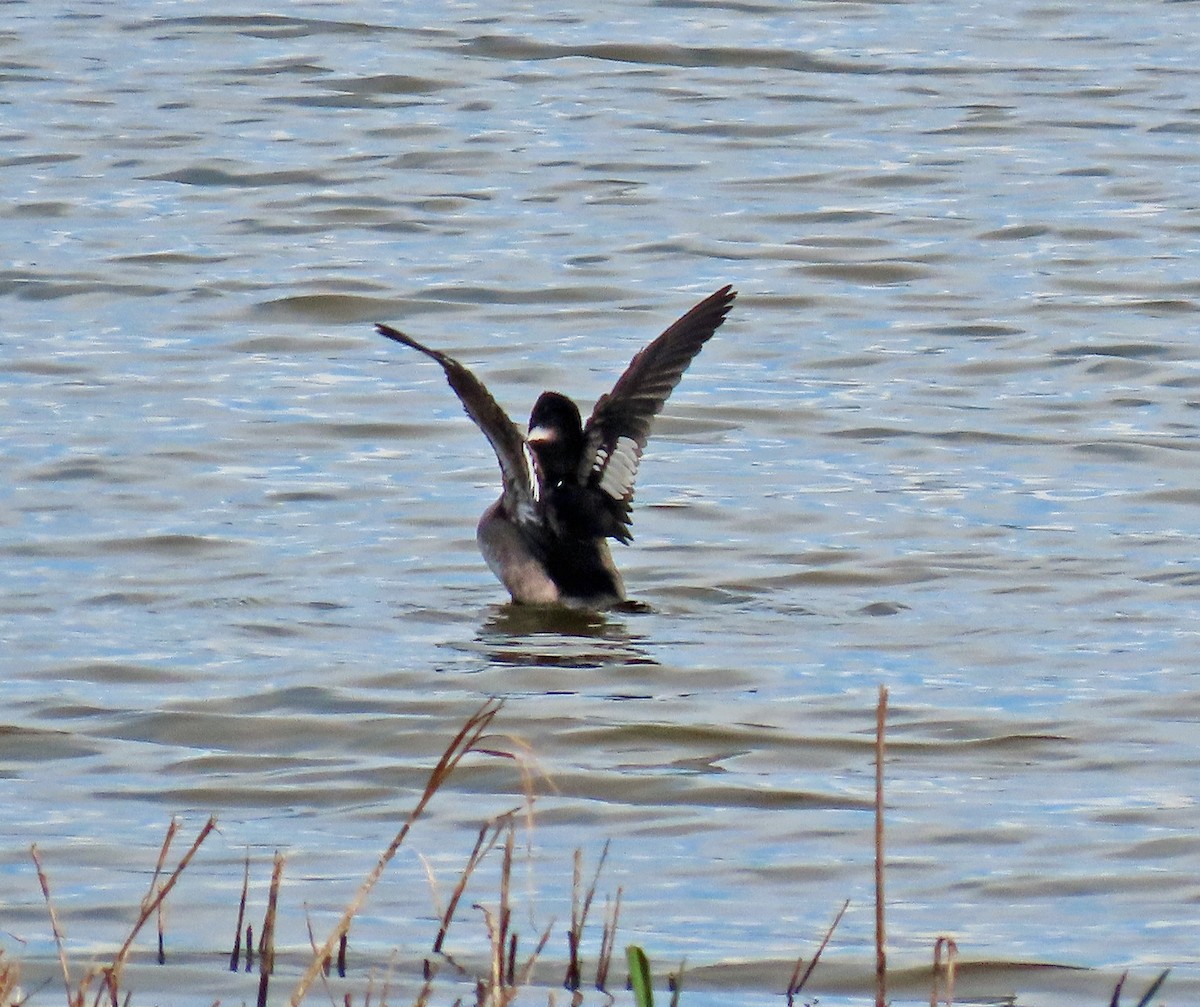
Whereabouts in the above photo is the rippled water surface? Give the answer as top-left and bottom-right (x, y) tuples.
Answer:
(4, 3), (1200, 1005)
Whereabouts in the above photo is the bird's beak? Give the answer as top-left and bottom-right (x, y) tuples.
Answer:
(526, 425), (556, 444)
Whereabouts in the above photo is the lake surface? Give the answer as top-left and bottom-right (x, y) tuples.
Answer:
(3, 3), (1200, 1005)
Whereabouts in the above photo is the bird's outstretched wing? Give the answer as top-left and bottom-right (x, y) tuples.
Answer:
(376, 323), (541, 524)
(577, 285), (737, 543)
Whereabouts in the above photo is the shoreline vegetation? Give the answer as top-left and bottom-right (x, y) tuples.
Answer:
(3, 695), (1172, 1007)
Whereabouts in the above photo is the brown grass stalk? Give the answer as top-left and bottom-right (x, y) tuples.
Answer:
(230, 850), (251, 972)
(475, 904), (506, 1003)
(668, 962), (685, 1007)
(498, 824), (514, 988)
(287, 698), (504, 1007)
(29, 845), (73, 1007)
(516, 920), (554, 993)
(786, 897), (849, 1004)
(594, 886), (622, 993)
(31, 818), (214, 1007)
(471, 823), (517, 998)
(101, 816), (216, 1005)
(931, 935), (957, 1007)
(147, 819), (178, 893)
(156, 899), (165, 966)
(411, 969), (436, 1007)
(147, 820), (178, 968)
(0, 949), (21, 1007)
(430, 814), (514, 958)
(499, 833), (556, 996)
(256, 851), (285, 1007)
(301, 905), (343, 1006)
(564, 849), (582, 992)
(471, 817), (554, 1003)
(564, 840), (610, 991)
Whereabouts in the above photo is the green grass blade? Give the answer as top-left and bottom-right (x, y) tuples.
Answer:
(627, 945), (654, 1007)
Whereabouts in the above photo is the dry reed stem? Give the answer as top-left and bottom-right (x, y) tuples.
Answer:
(1109, 968), (1170, 1007)
(288, 698), (503, 1007)
(146, 819), (178, 899)
(470, 817), (554, 1004)
(874, 685), (888, 1007)
(594, 886), (622, 993)
(303, 913), (319, 972)
(234, 854), (255, 974)
(301, 908), (348, 1006)
(411, 969), (435, 1007)
(475, 908), (553, 1006)
(102, 816), (216, 1005)
(475, 905), (506, 1005)
(417, 851), (445, 936)
(499, 823), (519, 996)
(305, 910), (336, 1004)
(146, 820), (178, 968)
(472, 824), (516, 999)
(0, 950), (21, 1007)
(668, 963), (685, 1007)
(499, 824), (514, 987)
(256, 851), (285, 1007)
(477, 727), (550, 947)
(31, 818), (214, 1007)
(564, 849), (582, 992)
(506, 867), (554, 993)
(29, 845), (72, 1007)
(155, 900), (165, 966)
(785, 897), (849, 1004)
(518, 920), (554, 993)
(432, 815), (514, 958)
(931, 935), (957, 1007)
(564, 840), (610, 991)
(375, 950), (399, 1007)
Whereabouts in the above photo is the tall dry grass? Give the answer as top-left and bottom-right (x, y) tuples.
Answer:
(13, 694), (1174, 1007)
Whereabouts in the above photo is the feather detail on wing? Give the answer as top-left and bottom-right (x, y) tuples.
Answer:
(376, 323), (541, 524)
(580, 285), (736, 543)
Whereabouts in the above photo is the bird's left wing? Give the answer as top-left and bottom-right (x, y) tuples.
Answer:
(577, 285), (736, 543)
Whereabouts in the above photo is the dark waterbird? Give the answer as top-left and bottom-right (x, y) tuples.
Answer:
(376, 285), (736, 608)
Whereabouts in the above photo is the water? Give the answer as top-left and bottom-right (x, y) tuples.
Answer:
(3, 3), (1200, 1004)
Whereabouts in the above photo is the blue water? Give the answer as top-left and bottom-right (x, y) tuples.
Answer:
(3, 4), (1200, 1005)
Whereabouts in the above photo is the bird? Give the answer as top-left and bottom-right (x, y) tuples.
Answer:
(376, 285), (736, 609)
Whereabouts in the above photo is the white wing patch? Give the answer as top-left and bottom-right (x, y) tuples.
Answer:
(511, 441), (540, 524)
(594, 435), (640, 501)
(522, 442), (541, 502)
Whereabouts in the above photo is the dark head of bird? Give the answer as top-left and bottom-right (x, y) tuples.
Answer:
(526, 391), (584, 485)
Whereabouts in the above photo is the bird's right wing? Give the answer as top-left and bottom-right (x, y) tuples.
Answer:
(376, 323), (541, 524)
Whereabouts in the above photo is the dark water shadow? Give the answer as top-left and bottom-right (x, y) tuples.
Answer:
(478, 598), (651, 637)
(473, 600), (658, 673)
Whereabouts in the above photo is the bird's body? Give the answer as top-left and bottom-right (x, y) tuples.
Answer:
(377, 285), (736, 608)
